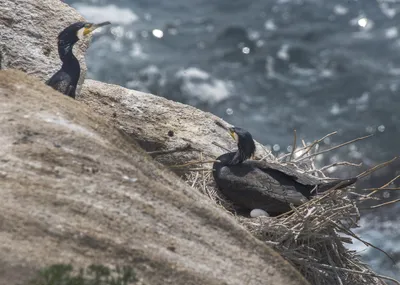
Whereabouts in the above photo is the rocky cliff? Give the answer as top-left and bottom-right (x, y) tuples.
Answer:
(0, 0), (309, 284)
(0, 68), (308, 285)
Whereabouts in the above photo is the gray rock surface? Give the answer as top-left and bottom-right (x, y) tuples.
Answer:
(0, 69), (309, 285)
(0, 0), (271, 168)
(80, 79), (270, 169)
(0, 0), (89, 94)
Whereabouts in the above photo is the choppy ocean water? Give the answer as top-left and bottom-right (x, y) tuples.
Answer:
(64, 0), (400, 280)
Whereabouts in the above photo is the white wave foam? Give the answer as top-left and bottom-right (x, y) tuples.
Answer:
(333, 5), (349, 16)
(73, 4), (139, 25)
(130, 43), (148, 59)
(277, 44), (290, 61)
(176, 67), (233, 103)
(176, 67), (210, 80)
(385, 27), (398, 39)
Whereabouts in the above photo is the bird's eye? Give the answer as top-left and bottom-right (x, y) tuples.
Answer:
(84, 23), (92, 28)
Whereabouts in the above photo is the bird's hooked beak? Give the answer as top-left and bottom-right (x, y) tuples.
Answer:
(228, 127), (238, 141)
(82, 21), (111, 36)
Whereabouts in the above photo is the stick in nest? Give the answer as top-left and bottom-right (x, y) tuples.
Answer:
(308, 263), (400, 285)
(289, 129), (297, 162)
(168, 160), (219, 168)
(317, 161), (362, 173)
(364, 187), (400, 191)
(333, 220), (395, 264)
(295, 134), (373, 163)
(212, 141), (231, 152)
(366, 198), (400, 209)
(357, 157), (397, 179)
(365, 174), (400, 197)
(279, 131), (337, 161)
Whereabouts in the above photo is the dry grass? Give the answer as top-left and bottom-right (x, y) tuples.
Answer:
(179, 132), (400, 285)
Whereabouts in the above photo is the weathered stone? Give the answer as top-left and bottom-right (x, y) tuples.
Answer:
(0, 0), (89, 95)
(80, 79), (269, 169)
(0, 69), (308, 285)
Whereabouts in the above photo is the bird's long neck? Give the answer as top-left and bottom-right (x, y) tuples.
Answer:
(58, 42), (80, 75)
(213, 149), (247, 182)
(215, 149), (246, 168)
(229, 149), (247, 165)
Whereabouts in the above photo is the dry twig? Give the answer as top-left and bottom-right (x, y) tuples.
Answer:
(296, 134), (373, 163)
(318, 161), (362, 173)
(289, 129), (297, 162)
(280, 131), (337, 161)
(366, 174), (400, 197)
(168, 159), (219, 168)
(212, 141), (231, 152)
(357, 157), (398, 179)
(369, 199), (400, 209)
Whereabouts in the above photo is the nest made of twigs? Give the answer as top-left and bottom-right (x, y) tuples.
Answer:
(179, 131), (400, 285)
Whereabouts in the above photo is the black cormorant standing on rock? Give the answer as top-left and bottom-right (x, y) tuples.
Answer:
(213, 127), (357, 216)
(46, 21), (111, 98)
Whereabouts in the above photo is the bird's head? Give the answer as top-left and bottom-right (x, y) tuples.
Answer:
(228, 126), (256, 164)
(57, 21), (111, 47)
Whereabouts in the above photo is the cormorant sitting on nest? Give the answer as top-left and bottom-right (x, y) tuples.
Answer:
(46, 21), (111, 98)
(213, 127), (357, 216)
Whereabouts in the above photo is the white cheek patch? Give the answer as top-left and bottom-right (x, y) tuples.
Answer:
(77, 27), (86, 40)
